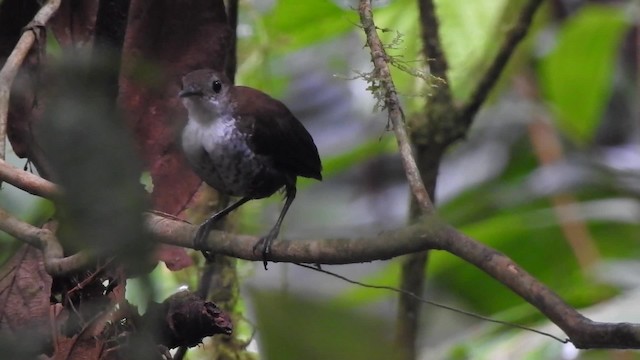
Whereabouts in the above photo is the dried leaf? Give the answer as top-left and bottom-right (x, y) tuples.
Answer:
(0, 245), (52, 355)
(144, 291), (232, 349)
(53, 335), (108, 360)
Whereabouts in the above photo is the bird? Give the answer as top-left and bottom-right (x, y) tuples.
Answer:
(178, 69), (322, 269)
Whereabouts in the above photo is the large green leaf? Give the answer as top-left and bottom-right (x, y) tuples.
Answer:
(320, 136), (397, 179)
(538, 5), (629, 144)
(434, 0), (511, 99)
(263, 0), (355, 53)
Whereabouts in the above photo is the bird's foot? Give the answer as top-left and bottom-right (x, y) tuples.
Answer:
(252, 231), (278, 270)
(194, 222), (215, 261)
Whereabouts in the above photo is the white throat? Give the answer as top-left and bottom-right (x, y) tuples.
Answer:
(182, 96), (233, 126)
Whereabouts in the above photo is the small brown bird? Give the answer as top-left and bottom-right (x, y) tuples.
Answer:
(179, 69), (322, 268)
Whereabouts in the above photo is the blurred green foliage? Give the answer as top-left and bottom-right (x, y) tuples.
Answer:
(263, 0), (356, 53)
(252, 289), (398, 360)
(538, 5), (629, 144)
(235, 0), (638, 359)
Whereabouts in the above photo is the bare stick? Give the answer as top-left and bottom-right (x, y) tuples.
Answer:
(0, 159), (59, 198)
(418, 0), (453, 107)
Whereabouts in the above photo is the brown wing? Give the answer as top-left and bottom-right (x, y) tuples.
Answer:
(234, 86), (322, 180)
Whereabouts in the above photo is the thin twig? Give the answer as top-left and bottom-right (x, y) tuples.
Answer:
(358, 0), (434, 214)
(0, 0), (62, 161)
(418, 0), (452, 106)
(294, 263), (569, 344)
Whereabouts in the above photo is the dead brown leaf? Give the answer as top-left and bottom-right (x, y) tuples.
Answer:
(0, 244), (53, 355)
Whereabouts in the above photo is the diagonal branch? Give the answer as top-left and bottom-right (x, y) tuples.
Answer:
(459, 0), (545, 124)
(358, 0), (434, 214)
(0, 0), (62, 161)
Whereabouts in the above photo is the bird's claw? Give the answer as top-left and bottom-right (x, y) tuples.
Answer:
(194, 222), (214, 261)
(252, 236), (273, 270)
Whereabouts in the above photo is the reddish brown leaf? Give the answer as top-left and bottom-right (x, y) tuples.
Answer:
(119, 0), (232, 269)
(48, 0), (99, 48)
(0, 245), (53, 354)
(54, 335), (109, 360)
(153, 245), (194, 271)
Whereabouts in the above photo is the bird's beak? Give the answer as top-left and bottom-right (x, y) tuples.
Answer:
(178, 87), (203, 98)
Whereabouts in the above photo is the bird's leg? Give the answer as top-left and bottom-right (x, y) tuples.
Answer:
(195, 196), (251, 254)
(253, 184), (296, 270)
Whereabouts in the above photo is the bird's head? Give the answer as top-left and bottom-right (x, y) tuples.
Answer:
(179, 69), (233, 122)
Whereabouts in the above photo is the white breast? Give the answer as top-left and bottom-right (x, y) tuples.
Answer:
(181, 116), (264, 196)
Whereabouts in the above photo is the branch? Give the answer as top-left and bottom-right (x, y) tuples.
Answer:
(1, 154), (640, 348)
(152, 215), (640, 349)
(0, 207), (91, 276)
(149, 213), (640, 349)
(358, 0), (434, 214)
(401, 1), (454, 356)
(0, 159), (59, 198)
(0, 0), (62, 161)
(459, 0), (544, 124)
(418, 0), (452, 106)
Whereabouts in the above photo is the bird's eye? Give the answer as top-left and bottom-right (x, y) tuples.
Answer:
(212, 80), (222, 93)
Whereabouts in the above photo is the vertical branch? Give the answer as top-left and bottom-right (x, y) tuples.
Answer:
(395, 0), (453, 357)
(224, 0), (239, 84)
(418, 0), (452, 105)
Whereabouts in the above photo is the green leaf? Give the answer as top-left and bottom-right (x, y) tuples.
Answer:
(320, 136), (397, 179)
(252, 290), (397, 360)
(435, 0), (511, 99)
(263, 0), (355, 53)
(373, 0), (424, 111)
(538, 5), (629, 144)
